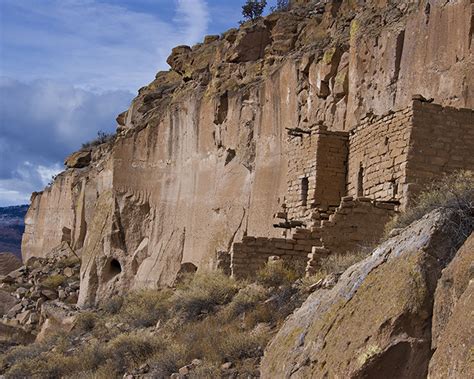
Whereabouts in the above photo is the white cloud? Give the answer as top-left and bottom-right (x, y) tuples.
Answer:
(1, 0), (211, 92)
(175, 0), (210, 44)
(0, 78), (133, 206)
(0, 0), (212, 205)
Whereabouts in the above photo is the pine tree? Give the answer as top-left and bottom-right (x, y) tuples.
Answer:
(241, 0), (267, 22)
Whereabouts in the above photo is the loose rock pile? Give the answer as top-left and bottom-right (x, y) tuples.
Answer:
(0, 248), (80, 335)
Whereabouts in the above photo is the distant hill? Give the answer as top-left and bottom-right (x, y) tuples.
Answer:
(0, 205), (28, 260)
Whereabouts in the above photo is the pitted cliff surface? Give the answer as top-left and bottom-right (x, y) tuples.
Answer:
(21, 0), (474, 305)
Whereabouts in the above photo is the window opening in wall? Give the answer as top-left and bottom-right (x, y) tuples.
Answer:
(357, 165), (364, 197)
(301, 177), (309, 206)
(391, 180), (399, 199)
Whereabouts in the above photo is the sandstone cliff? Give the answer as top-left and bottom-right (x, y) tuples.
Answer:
(21, 0), (473, 306)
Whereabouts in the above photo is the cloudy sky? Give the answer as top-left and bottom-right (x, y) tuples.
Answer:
(0, 0), (280, 206)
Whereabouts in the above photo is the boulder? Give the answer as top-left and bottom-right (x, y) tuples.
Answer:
(261, 209), (470, 378)
(428, 233), (474, 378)
(36, 302), (77, 342)
(64, 150), (91, 168)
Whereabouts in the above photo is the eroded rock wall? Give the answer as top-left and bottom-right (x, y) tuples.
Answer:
(21, 0), (474, 306)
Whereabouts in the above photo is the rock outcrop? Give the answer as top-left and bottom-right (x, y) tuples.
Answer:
(261, 210), (472, 378)
(20, 0), (474, 307)
(428, 233), (474, 378)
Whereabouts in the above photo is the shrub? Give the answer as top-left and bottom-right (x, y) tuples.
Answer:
(106, 333), (161, 372)
(241, 0), (267, 22)
(385, 171), (474, 243)
(226, 283), (268, 318)
(172, 271), (238, 320)
(256, 260), (299, 288)
(117, 289), (172, 327)
(56, 255), (80, 269)
(75, 311), (99, 333)
(102, 295), (124, 315)
(41, 274), (67, 289)
(81, 131), (115, 150)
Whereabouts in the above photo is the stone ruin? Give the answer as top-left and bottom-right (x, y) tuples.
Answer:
(18, 0), (474, 306)
(228, 98), (474, 278)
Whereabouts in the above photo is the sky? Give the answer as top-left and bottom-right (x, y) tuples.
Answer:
(0, 0), (280, 206)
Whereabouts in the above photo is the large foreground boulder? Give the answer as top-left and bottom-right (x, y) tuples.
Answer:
(261, 209), (471, 378)
(428, 233), (474, 378)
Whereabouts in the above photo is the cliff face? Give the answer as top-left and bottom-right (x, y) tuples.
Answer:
(21, 0), (473, 306)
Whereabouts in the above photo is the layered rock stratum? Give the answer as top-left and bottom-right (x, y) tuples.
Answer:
(20, 0), (473, 310)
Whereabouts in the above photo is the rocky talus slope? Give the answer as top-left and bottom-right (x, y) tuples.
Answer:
(0, 244), (80, 339)
(261, 209), (473, 378)
(20, 0), (473, 307)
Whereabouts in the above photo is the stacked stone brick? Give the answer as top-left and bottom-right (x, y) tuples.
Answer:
(347, 108), (412, 204)
(230, 101), (474, 279)
(231, 231), (322, 279)
(406, 101), (474, 203)
(286, 125), (348, 221)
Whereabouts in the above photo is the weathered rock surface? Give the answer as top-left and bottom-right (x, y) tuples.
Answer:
(64, 150), (92, 168)
(428, 233), (474, 378)
(261, 210), (470, 378)
(21, 0), (474, 307)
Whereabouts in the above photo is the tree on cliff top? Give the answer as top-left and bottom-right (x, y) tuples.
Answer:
(241, 0), (267, 21)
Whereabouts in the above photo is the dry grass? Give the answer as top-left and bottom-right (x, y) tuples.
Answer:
(255, 260), (300, 288)
(385, 171), (474, 245)
(172, 271), (239, 320)
(41, 274), (67, 289)
(319, 251), (370, 274)
(1, 271), (300, 378)
(114, 289), (172, 327)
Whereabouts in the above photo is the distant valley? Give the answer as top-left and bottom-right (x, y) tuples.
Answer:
(0, 205), (28, 260)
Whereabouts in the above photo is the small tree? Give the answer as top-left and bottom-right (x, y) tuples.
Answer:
(242, 0), (267, 22)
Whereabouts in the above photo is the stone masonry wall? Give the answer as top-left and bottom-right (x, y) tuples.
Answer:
(232, 197), (395, 279)
(286, 126), (348, 221)
(231, 230), (322, 279)
(307, 197), (396, 275)
(405, 101), (474, 203)
(347, 107), (413, 204)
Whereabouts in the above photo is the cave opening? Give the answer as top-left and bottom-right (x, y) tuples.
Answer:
(109, 259), (122, 278)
